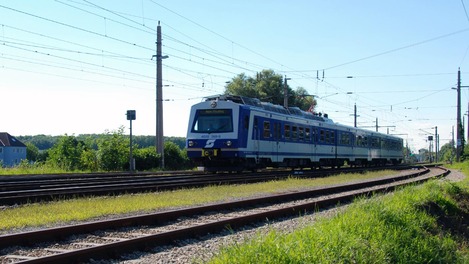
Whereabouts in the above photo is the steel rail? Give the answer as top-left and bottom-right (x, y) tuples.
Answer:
(0, 165), (415, 205)
(0, 167), (450, 263)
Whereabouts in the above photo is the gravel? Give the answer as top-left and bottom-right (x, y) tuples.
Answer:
(114, 206), (346, 264)
(3, 168), (466, 264)
(114, 169), (467, 264)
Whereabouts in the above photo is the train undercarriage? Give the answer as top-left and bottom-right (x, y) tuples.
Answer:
(194, 156), (402, 172)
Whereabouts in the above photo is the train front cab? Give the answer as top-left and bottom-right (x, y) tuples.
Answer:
(186, 100), (250, 172)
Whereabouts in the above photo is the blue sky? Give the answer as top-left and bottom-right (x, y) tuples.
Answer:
(1, 0), (468, 152)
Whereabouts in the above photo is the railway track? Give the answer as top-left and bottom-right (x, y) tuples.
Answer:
(0, 166), (449, 263)
(0, 165), (412, 205)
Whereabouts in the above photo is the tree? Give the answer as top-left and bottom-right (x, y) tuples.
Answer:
(461, 142), (469, 161)
(80, 148), (99, 171)
(134, 146), (159, 170)
(47, 135), (85, 170)
(438, 142), (455, 163)
(164, 141), (191, 170)
(97, 127), (129, 171)
(25, 142), (39, 162)
(225, 69), (316, 111)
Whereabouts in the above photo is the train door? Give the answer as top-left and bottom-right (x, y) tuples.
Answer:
(334, 130), (338, 163)
(272, 122), (281, 163)
(330, 130), (337, 165)
(253, 117), (260, 160)
(309, 127), (317, 164)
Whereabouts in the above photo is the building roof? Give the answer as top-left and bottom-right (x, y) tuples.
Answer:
(0, 133), (27, 147)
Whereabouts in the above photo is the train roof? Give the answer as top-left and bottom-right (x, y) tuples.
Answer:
(203, 94), (331, 123)
(204, 94), (402, 140)
(202, 94), (403, 141)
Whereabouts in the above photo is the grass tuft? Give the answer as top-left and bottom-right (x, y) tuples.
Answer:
(209, 171), (469, 263)
(0, 170), (395, 231)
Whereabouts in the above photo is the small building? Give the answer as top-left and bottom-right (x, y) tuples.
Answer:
(0, 132), (27, 167)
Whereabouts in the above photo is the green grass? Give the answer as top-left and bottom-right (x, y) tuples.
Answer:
(207, 164), (469, 264)
(0, 162), (89, 175)
(0, 170), (394, 231)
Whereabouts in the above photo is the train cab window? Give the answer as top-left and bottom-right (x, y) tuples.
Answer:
(298, 127), (305, 141)
(191, 109), (233, 133)
(292, 126), (298, 141)
(263, 121), (271, 138)
(285, 124), (291, 140)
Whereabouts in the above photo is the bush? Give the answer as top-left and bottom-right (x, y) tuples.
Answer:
(134, 147), (159, 170)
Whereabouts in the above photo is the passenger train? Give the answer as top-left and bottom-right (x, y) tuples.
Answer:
(186, 95), (403, 172)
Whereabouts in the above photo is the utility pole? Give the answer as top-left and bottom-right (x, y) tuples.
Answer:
(354, 103), (357, 127)
(283, 76), (291, 108)
(435, 126), (438, 162)
(153, 21), (168, 169)
(456, 68), (461, 162)
(375, 117), (378, 132)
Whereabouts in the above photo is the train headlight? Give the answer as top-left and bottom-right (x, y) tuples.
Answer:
(226, 140), (232, 147)
(188, 140), (195, 147)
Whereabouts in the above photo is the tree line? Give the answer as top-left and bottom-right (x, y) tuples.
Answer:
(21, 127), (192, 171)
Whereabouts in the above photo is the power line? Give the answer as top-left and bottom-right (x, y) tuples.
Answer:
(287, 28), (469, 72)
(462, 0), (469, 23)
(148, 0), (290, 70)
(0, 4), (153, 52)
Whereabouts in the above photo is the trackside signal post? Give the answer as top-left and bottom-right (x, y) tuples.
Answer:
(127, 110), (136, 172)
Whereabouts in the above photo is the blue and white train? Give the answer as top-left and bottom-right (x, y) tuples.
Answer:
(186, 95), (403, 172)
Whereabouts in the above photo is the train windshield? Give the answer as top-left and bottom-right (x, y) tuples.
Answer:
(192, 109), (233, 133)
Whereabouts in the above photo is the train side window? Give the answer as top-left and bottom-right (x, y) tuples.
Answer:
(320, 130), (325, 143)
(331, 131), (335, 144)
(263, 121), (271, 138)
(299, 127), (304, 141)
(356, 136), (362, 147)
(305, 128), (311, 142)
(340, 133), (350, 145)
(292, 126), (298, 141)
(285, 124), (291, 140)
